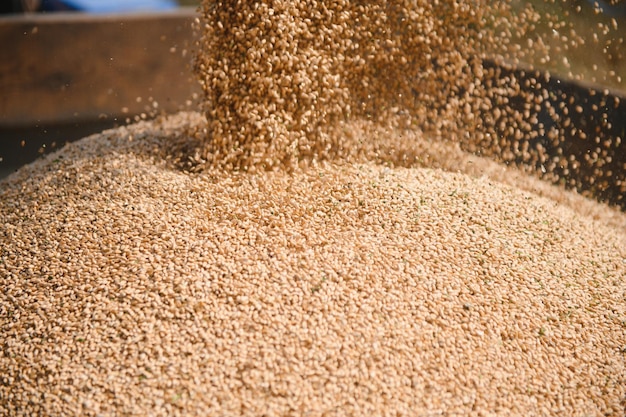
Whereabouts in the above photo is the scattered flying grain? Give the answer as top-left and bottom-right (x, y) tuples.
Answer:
(193, 0), (626, 207)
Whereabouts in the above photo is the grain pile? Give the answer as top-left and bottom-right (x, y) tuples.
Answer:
(2, 0), (626, 416)
(1, 113), (626, 416)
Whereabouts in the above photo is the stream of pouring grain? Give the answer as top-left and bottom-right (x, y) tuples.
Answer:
(192, 0), (626, 207)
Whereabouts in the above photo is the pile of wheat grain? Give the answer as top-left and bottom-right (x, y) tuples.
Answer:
(2, 0), (626, 415)
(1, 113), (625, 416)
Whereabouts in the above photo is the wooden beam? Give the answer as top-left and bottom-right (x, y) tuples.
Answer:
(0, 8), (201, 127)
